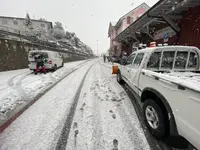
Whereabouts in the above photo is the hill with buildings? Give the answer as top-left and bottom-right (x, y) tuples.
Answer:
(0, 14), (93, 56)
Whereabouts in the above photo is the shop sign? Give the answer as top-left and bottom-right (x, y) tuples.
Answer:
(154, 27), (176, 40)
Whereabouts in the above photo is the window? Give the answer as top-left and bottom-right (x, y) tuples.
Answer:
(130, 17), (134, 24)
(188, 51), (197, 69)
(13, 20), (18, 25)
(175, 51), (188, 69)
(2, 20), (7, 25)
(41, 24), (45, 28)
(126, 54), (136, 65)
(127, 16), (131, 24)
(133, 53), (144, 67)
(161, 51), (175, 69)
(14, 29), (19, 33)
(147, 52), (161, 69)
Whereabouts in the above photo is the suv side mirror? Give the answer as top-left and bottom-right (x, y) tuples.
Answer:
(120, 59), (126, 65)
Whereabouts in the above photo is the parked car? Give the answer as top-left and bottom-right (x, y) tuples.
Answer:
(28, 50), (64, 72)
(117, 46), (200, 149)
(111, 56), (120, 63)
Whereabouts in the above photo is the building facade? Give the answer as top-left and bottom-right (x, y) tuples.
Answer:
(0, 16), (53, 40)
(113, 0), (200, 59)
(108, 3), (150, 57)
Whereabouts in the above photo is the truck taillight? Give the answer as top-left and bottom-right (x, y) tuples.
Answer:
(49, 60), (52, 64)
(150, 42), (156, 47)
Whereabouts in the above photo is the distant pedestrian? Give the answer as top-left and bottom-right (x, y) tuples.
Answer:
(121, 52), (127, 64)
(103, 55), (106, 63)
(34, 53), (46, 75)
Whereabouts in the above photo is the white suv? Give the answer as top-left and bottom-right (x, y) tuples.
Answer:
(28, 50), (64, 71)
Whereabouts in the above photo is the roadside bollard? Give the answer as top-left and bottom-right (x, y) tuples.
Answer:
(112, 65), (118, 74)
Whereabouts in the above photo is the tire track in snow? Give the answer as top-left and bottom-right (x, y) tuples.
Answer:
(89, 64), (105, 150)
(0, 60), (92, 134)
(7, 71), (30, 87)
(90, 79), (104, 150)
(7, 72), (33, 102)
(100, 63), (167, 150)
(100, 64), (149, 149)
(55, 63), (95, 150)
(100, 63), (158, 149)
(122, 84), (172, 150)
(64, 63), (104, 150)
(116, 103), (150, 150)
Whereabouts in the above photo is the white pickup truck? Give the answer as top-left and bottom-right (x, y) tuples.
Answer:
(117, 46), (200, 149)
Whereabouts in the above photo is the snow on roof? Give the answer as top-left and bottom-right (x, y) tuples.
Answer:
(0, 16), (52, 24)
(115, 3), (150, 27)
(131, 46), (199, 54)
(48, 40), (57, 43)
(111, 21), (117, 26)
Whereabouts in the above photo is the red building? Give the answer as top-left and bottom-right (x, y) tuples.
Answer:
(114, 0), (200, 55)
(108, 3), (150, 57)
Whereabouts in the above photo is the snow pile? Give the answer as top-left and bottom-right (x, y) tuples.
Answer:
(0, 63), (93, 150)
(0, 60), (87, 125)
(142, 69), (200, 92)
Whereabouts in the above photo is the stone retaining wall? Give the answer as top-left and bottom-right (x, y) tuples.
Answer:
(0, 38), (88, 71)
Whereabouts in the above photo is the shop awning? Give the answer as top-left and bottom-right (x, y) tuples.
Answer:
(114, 0), (200, 43)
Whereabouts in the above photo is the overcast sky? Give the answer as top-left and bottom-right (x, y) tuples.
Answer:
(0, 0), (158, 54)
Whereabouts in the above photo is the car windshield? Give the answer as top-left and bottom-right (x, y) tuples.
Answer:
(0, 0), (199, 150)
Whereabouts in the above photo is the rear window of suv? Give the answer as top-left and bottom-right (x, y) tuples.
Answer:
(188, 51), (198, 69)
(161, 51), (175, 69)
(147, 48), (198, 70)
(174, 51), (188, 69)
(147, 52), (161, 69)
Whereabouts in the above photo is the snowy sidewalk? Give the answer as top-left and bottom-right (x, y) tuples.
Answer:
(0, 60), (88, 127)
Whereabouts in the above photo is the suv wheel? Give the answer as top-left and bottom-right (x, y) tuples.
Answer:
(117, 71), (124, 84)
(53, 64), (57, 71)
(143, 99), (168, 139)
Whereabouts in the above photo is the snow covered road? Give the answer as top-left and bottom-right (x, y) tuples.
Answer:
(0, 59), (150, 150)
(65, 62), (149, 150)
(0, 60), (89, 129)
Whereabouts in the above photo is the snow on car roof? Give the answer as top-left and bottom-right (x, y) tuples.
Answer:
(132, 46), (199, 54)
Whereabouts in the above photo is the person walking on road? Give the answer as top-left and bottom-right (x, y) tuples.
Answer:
(34, 53), (46, 75)
(103, 55), (106, 63)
